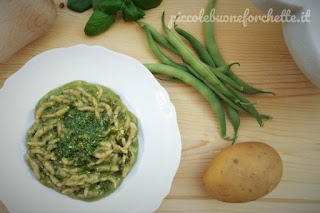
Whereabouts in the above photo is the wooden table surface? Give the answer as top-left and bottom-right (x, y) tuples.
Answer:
(1, 0), (320, 212)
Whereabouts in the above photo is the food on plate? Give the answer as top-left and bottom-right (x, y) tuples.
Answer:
(203, 142), (283, 203)
(25, 80), (139, 200)
(140, 0), (275, 143)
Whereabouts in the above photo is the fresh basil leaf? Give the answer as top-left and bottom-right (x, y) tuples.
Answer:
(122, 3), (145, 22)
(119, 2), (126, 12)
(67, 0), (92, 12)
(123, 0), (132, 5)
(84, 10), (116, 36)
(133, 0), (162, 10)
(92, 0), (104, 10)
(99, 0), (124, 15)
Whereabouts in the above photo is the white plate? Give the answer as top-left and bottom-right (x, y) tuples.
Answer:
(0, 45), (181, 213)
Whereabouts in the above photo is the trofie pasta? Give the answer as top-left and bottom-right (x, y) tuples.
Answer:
(25, 81), (139, 200)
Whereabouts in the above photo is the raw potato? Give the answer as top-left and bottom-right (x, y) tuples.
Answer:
(203, 142), (283, 203)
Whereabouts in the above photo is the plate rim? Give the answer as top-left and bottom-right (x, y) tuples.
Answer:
(0, 44), (181, 213)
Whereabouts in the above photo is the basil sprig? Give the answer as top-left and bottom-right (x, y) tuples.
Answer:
(67, 0), (92, 12)
(133, 0), (162, 10)
(67, 0), (162, 36)
(123, 3), (145, 22)
(84, 10), (116, 36)
(98, 0), (125, 15)
(92, 0), (104, 10)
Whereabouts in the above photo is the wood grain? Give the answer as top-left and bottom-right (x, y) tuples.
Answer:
(0, 201), (8, 213)
(0, 0), (320, 212)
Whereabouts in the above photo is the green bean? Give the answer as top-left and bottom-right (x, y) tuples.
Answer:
(156, 76), (184, 83)
(174, 24), (243, 94)
(137, 21), (180, 56)
(204, 0), (225, 67)
(175, 27), (216, 68)
(142, 25), (188, 72)
(226, 71), (276, 95)
(225, 102), (240, 144)
(215, 62), (240, 74)
(209, 66), (244, 91)
(261, 114), (273, 121)
(139, 7), (272, 144)
(185, 61), (267, 127)
(144, 63), (232, 140)
(183, 58), (241, 90)
(204, 0), (275, 95)
(183, 62), (250, 116)
(184, 62), (252, 142)
(230, 89), (264, 126)
(161, 12), (241, 104)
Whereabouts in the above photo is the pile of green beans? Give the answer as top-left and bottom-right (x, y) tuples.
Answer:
(138, 0), (274, 143)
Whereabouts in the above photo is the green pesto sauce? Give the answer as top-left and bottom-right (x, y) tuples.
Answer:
(26, 80), (139, 201)
(55, 109), (103, 167)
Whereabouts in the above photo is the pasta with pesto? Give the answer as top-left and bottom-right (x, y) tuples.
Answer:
(26, 81), (139, 200)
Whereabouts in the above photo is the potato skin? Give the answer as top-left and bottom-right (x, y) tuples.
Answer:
(203, 142), (283, 203)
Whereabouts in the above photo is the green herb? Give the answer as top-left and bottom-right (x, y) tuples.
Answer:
(84, 10), (116, 36)
(133, 0), (162, 10)
(123, 3), (145, 22)
(99, 0), (125, 15)
(55, 109), (103, 167)
(92, 0), (104, 10)
(123, 0), (133, 5)
(67, 0), (92, 13)
(68, 0), (162, 36)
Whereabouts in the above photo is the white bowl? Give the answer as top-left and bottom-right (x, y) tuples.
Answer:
(252, 0), (320, 87)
